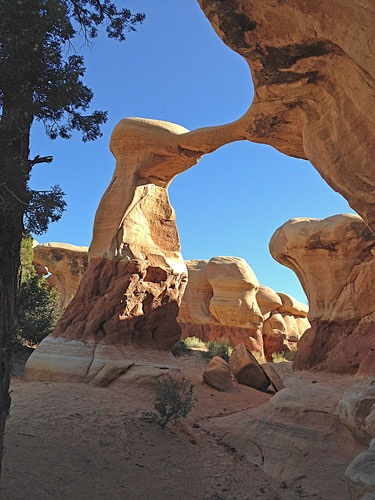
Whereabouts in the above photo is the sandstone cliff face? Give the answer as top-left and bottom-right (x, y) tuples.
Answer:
(178, 257), (309, 361)
(33, 243), (88, 308)
(197, 1), (375, 235)
(270, 214), (375, 375)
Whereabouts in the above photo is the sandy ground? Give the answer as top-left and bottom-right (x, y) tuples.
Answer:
(1, 348), (310, 500)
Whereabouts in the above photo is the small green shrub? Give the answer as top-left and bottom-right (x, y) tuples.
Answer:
(154, 374), (194, 427)
(183, 336), (207, 350)
(201, 341), (232, 363)
(272, 350), (297, 363)
(16, 235), (62, 345)
(16, 274), (62, 345)
(171, 339), (191, 357)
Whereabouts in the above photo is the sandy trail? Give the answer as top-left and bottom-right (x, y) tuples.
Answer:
(1, 350), (308, 500)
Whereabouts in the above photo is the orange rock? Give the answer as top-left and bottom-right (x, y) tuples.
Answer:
(270, 214), (375, 375)
(203, 356), (233, 392)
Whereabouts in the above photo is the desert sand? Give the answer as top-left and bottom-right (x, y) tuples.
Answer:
(1, 348), (311, 500)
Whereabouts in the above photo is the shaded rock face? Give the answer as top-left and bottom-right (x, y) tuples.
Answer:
(197, 1), (375, 234)
(270, 214), (375, 375)
(229, 343), (270, 391)
(178, 258), (309, 361)
(33, 243), (88, 308)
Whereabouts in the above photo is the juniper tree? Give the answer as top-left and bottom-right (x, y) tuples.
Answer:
(0, 0), (144, 476)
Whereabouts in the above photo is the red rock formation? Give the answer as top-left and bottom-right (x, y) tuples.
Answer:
(270, 214), (375, 375)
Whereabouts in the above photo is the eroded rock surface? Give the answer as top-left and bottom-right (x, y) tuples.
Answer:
(202, 370), (367, 500)
(26, 119), (213, 382)
(270, 214), (375, 375)
(197, 1), (375, 235)
(33, 243), (88, 308)
(178, 258), (309, 360)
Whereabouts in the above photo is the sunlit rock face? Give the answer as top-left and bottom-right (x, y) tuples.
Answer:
(178, 257), (310, 361)
(197, 1), (375, 234)
(54, 118), (200, 350)
(262, 291), (309, 361)
(178, 256), (265, 360)
(33, 243), (88, 308)
(270, 214), (375, 375)
(26, 118), (210, 382)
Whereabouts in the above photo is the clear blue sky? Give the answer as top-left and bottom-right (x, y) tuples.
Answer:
(29, 0), (355, 303)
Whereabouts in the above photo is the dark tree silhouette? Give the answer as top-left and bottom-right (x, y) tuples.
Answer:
(0, 0), (144, 476)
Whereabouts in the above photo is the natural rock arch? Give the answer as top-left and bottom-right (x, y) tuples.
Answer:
(26, 1), (375, 379)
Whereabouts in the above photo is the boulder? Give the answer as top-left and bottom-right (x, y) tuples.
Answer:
(229, 343), (269, 391)
(203, 356), (233, 392)
(33, 242), (88, 308)
(345, 439), (375, 500)
(261, 363), (285, 392)
(338, 379), (375, 444)
(277, 292), (308, 318)
(256, 285), (282, 316)
(270, 214), (375, 375)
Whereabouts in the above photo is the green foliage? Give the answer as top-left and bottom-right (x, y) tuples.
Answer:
(271, 350), (297, 363)
(0, 0), (144, 235)
(0, 0), (144, 141)
(183, 336), (207, 350)
(16, 273), (62, 344)
(18, 234), (35, 283)
(171, 339), (191, 357)
(24, 185), (67, 235)
(201, 341), (233, 363)
(154, 375), (194, 428)
(16, 235), (62, 344)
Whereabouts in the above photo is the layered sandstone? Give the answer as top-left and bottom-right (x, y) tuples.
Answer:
(33, 243), (88, 308)
(197, 1), (375, 235)
(26, 119), (215, 382)
(179, 256), (264, 359)
(178, 257), (309, 361)
(270, 214), (375, 375)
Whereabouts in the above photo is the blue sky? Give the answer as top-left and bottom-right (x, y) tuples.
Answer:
(29, 1), (355, 303)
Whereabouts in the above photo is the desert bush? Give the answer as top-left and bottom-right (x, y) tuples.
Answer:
(154, 374), (194, 427)
(16, 235), (62, 345)
(16, 274), (62, 345)
(272, 350), (297, 363)
(183, 336), (207, 350)
(201, 341), (232, 363)
(171, 339), (191, 357)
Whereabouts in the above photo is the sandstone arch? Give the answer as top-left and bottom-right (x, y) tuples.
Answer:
(197, 1), (375, 232)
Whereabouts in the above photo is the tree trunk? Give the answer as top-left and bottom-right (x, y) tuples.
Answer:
(0, 99), (32, 479)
